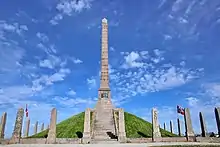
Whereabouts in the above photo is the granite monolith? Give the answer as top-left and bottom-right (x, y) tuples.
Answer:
(118, 108), (126, 143)
(177, 118), (181, 136)
(0, 112), (7, 138)
(184, 108), (195, 140)
(41, 123), (44, 131)
(24, 118), (30, 137)
(152, 108), (161, 141)
(10, 108), (24, 144)
(215, 107), (220, 136)
(46, 108), (57, 144)
(34, 121), (38, 134)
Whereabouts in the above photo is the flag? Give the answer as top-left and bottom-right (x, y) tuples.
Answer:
(177, 105), (185, 115)
(25, 104), (28, 117)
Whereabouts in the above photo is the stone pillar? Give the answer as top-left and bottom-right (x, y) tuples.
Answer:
(10, 108), (24, 144)
(47, 124), (49, 130)
(177, 118), (181, 136)
(118, 108), (126, 143)
(163, 122), (166, 130)
(46, 108), (57, 144)
(24, 118), (30, 137)
(0, 112), (7, 138)
(170, 120), (173, 133)
(34, 121), (38, 134)
(152, 108), (161, 142)
(41, 123), (44, 131)
(83, 108), (91, 144)
(199, 112), (208, 137)
(215, 107), (220, 136)
(184, 108), (195, 141)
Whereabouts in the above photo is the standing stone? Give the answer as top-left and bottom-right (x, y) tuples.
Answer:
(152, 108), (161, 141)
(184, 108), (195, 140)
(177, 118), (181, 136)
(47, 108), (57, 144)
(118, 108), (126, 143)
(83, 108), (91, 143)
(163, 122), (166, 130)
(34, 121), (38, 134)
(170, 120), (173, 133)
(199, 112), (208, 137)
(215, 107), (220, 136)
(41, 123), (44, 131)
(0, 112), (7, 138)
(47, 124), (49, 130)
(10, 108), (24, 144)
(24, 118), (30, 137)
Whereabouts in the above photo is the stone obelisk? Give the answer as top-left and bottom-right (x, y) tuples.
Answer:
(93, 18), (116, 140)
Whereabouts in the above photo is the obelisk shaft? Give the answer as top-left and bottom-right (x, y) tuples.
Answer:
(100, 18), (109, 89)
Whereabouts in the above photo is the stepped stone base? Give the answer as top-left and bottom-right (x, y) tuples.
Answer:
(92, 98), (117, 140)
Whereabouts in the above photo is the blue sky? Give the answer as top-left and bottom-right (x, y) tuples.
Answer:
(1, 0), (220, 138)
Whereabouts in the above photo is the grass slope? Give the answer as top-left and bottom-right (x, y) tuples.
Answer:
(30, 112), (176, 138)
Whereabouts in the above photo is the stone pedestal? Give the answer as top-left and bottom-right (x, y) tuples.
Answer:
(83, 108), (91, 144)
(46, 108), (57, 144)
(118, 108), (126, 143)
(10, 108), (24, 144)
(0, 112), (7, 138)
(152, 108), (161, 142)
(184, 108), (195, 141)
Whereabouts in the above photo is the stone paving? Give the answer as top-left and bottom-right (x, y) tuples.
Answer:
(2, 142), (220, 147)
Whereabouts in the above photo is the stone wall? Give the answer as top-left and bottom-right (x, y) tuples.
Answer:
(196, 137), (220, 143)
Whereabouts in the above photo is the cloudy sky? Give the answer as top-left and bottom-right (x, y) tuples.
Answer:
(1, 0), (220, 138)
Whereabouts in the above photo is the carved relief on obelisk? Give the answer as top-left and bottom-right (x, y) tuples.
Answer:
(98, 18), (111, 101)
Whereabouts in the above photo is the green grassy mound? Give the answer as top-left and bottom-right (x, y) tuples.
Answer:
(30, 111), (176, 138)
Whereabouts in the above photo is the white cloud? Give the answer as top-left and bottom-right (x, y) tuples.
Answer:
(50, 0), (93, 25)
(50, 14), (63, 25)
(36, 32), (49, 42)
(172, 0), (183, 12)
(67, 90), (76, 96)
(186, 97), (199, 107)
(39, 55), (61, 69)
(110, 46), (115, 51)
(0, 21), (28, 36)
(73, 58), (83, 64)
(109, 49), (203, 106)
(87, 76), (97, 89)
(122, 51), (144, 69)
(164, 34), (172, 40)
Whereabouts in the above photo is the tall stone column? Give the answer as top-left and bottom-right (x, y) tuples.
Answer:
(83, 108), (91, 143)
(177, 118), (181, 136)
(46, 108), (57, 144)
(215, 107), (220, 136)
(184, 108), (195, 140)
(10, 108), (24, 144)
(118, 108), (126, 143)
(34, 121), (38, 134)
(41, 123), (44, 131)
(47, 124), (50, 130)
(170, 120), (173, 133)
(152, 108), (161, 142)
(24, 118), (30, 138)
(0, 112), (7, 138)
(163, 122), (166, 130)
(199, 112), (208, 137)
